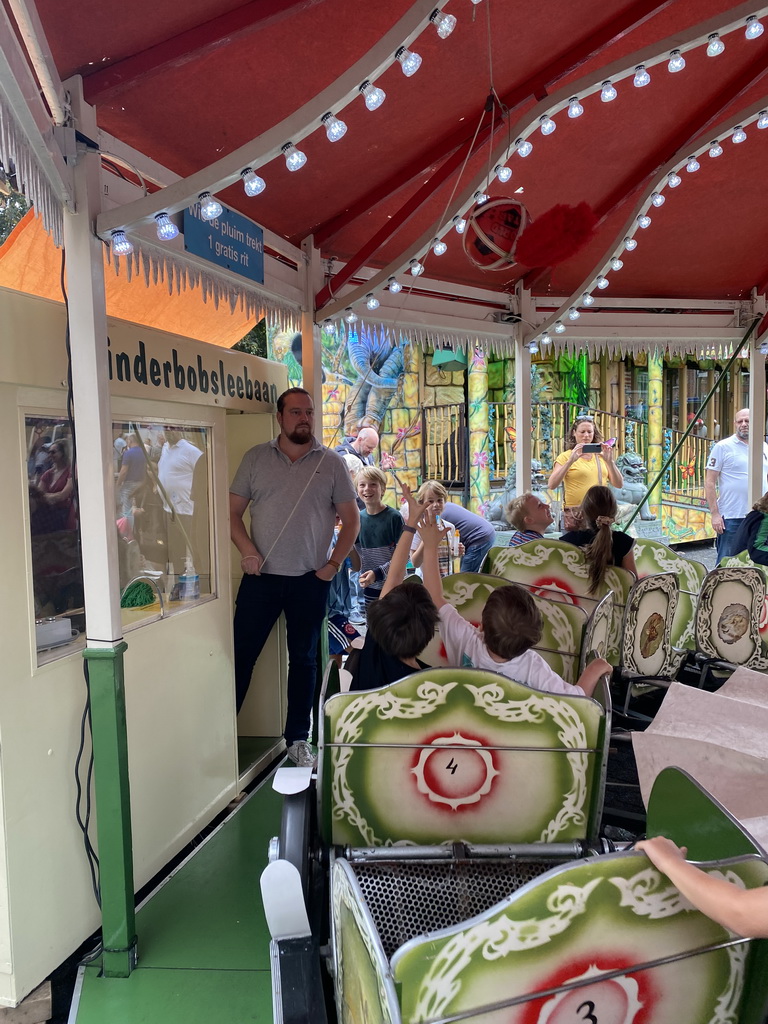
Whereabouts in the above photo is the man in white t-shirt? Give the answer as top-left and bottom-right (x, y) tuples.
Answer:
(704, 409), (768, 559)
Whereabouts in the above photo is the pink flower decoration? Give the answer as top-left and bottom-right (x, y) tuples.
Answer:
(471, 451), (489, 468)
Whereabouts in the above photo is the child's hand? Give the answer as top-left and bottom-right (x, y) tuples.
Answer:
(635, 836), (688, 870)
(418, 509), (449, 547)
(381, 451), (396, 470)
(359, 570), (375, 588)
(399, 481), (424, 527)
(458, 542), (466, 557)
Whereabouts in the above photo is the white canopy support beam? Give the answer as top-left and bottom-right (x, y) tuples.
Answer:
(749, 295), (768, 507)
(301, 235), (323, 428)
(96, 0), (447, 240)
(514, 285), (533, 496)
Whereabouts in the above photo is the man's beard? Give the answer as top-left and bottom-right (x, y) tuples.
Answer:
(286, 424), (312, 444)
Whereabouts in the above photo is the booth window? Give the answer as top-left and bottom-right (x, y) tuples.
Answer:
(27, 416), (85, 663)
(116, 421), (214, 629)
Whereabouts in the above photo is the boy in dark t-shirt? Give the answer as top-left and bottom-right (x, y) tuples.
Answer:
(355, 466), (404, 606)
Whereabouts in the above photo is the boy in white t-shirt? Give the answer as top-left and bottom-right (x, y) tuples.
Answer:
(418, 511), (610, 698)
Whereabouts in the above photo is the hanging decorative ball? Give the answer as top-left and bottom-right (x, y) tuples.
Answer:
(462, 198), (530, 271)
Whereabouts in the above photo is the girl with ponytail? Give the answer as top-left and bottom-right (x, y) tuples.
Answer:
(560, 485), (637, 593)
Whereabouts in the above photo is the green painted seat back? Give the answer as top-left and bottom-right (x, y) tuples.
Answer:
(418, 572), (587, 685)
(694, 566), (768, 671)
(633, 537), (706, 650)
(483, 539), (633, 663)
(621, 572), (686, 679)
(320, 668), (605, 847)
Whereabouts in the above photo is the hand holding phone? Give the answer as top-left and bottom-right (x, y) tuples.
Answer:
(582, 443), (602, 453)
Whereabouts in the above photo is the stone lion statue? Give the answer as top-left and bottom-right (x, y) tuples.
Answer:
(613, 452), (656, 521)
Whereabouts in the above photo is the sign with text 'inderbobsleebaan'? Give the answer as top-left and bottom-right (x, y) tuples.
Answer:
(184, 202), (264, 284)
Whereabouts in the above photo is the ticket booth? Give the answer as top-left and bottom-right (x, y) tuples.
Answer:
(0, 285), (287, 1004)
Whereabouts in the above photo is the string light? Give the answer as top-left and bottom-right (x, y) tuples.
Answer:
(540, 332), (552, 345)
(539, 114), (556, 135)
(430, 9), (457, 37)
(432, 238), (448, 255)
(757, 111), (768, 129)
(366, 293), (380, 310)
(686, 155), (700, 172)
(388, 276), (402, 293)
(708, 140), (723, 158)
(154, 213), (178, 240)
(624, 237), (638, 251)
(344, 308), (359, 323)
(567, 97), (584, 118)
(668, 49), (686, 72)
(600, 80), (617, 102)
(651, 192), (665, 207)
(241, 168), (266, 196)
(322, 112), (347, 142)
(281, 143), (307, 171)
(568, 307), (581, 320)
(409, 259), (424, 276)
(359, 80), (386, 110)
(667, 171), (682, 187)
(198, 192), (222, 220)
(637, 214), (652, 228)
(453, 215), (467, 234)
(323, 318), (336, 334)
(396, 46), (422, 77)
(706, 33), (725, 56)
(111, 230), (133, 255)
(746, 15), (764, 38)
(554, 321), (566, 334)
(582, 292), (595, 306)
(495, 164), (513, 182)
(529, 340), (539, 354)
(633, 65), (651, 87)
(474, 190), (489, 204)
(610, 257), (623, 271)
(732, 125), (747, 144)
(515, 137), (533, 157)
(596, 275), (609, 289)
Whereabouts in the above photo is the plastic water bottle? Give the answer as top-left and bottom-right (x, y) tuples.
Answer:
(179, 573), (200, 600)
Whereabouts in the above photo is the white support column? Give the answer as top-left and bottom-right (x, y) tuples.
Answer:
(62, 76), (123, 646)
(749, 335), (767, 507)
(301, 235), (323, 436)
(514, 286), (534, 494)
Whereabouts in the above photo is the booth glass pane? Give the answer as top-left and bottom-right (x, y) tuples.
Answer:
(26, 415), (85, 663)
(115, 421), (214, 628)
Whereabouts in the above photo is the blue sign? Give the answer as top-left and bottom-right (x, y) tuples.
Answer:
(184, 202), (264, 284)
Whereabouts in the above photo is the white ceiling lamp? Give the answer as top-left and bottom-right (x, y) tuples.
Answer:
(241, 168), (266, 196)
(515, 137), (533, 157)
(668, 49), (686, 72)
(633, 65), (651, 88)
(388, 276), (402, 293)
(667, 171), (682, 187)
(154, 213), (178, 241)
(567, 97), (584, 118)
(198, 192), (223, 220)
(432, 238), (448, 255)
(282, 143), (307, 171)
(757, 110), (768, 129)
(409, 259), (424, 276)
(706, 32), (725, 56)
(366, 293), (380, 310)
(600, 80), (617, 102)
(453, 215), (467, 234)
(554, 321), (566, 334)
(396, 46), (422, 77)
(637, 214), (652, 228)
(624, 236), (638, 251)
(582, 292), (595, 306)
(111, 230), (133, 255)
(540, 332), (552, 345)
(651, 192), (665, 207)
(539, 114), (556, 135)
(708, 140), (724, 158)
(474, 190), (489, 204)
(345, 307), (359, 323)
(322, 112), (348, 142)
(596, 275), (609, 289)
(359, 80), (386, 110)
(430, 9), (457, 38)
(568, 307), (581, 320)
(322, 318), (336, 334)
(746, 15), (765, 38)
(732, 125), (747, 144)
(495, 164), (512, 182)
(686, 155), (700, 172)
(610, 256), (623, 271)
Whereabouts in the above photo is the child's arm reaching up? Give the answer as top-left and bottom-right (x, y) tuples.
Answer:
(380, 483), (423, 599)
(418, 510), (450, 609)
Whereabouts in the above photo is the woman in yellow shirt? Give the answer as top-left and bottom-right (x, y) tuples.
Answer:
(548, 416), (623, 526)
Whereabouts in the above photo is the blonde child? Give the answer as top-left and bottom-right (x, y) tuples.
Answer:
(355, 466), (403, 607)
(410, 480), (464, 577)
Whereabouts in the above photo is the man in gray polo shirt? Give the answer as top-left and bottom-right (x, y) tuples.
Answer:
(230, 387), (359, 766)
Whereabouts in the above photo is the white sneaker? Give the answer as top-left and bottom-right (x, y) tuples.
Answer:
(285, 740), (316, 768)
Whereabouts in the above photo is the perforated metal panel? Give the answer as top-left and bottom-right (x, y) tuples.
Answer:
(352, 859), (553, 957)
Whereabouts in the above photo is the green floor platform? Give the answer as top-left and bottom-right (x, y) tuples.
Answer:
(71, 770), (283, 1024)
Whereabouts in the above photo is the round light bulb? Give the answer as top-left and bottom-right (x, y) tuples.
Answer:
(601, 80), (617, 102)
(539, 114), (556, 135)
(322, 112), (347, 142)
(708, 140), (723, 158)
(388, 276), (402, 293)
(757, 111), (768, 130)
(529, 341), (539, 355)
(745, 15), (764, 39)
(568, 307), (581, 320)
(540, 332), (552, 345)
(453, 215), (467, 234)
(582, 292), (595, 306)
(430, 10), (457, 38)
(495, 164), (512, 183)
(624, 236), (638, 251)
(359, 80), (386, 111)
(637, 214), (652, 229)
(241, 168), (266, 196)
(686, 155), (700, 172)
(668, 49), (686, 73)
(474, 190), (489, 204)
(515, 137), (533, 157)
(282, 143), (307, 171)
(366, 293), (380, 310)
(667, 171), (682, 187)
(322, 318), (336, 334)
(554, 321), (566, 334)
(633, 65), (651, 88)
(732, 125), (747, 144)
(706, 33), (725, 57)
(409, 259), (424, 276)
(610, 257), (623, 271)
(651, 192), (665, 207)
(111, 230), (133, 256)
(199, 192), (223, 221)
(567, 97), (584, 118)
(596, 275), (609, 289)
(396, 46), (422, 77)
(432, 238), (447, 256)
(345, 307), (359, 324)
(154, 213), (179, 241)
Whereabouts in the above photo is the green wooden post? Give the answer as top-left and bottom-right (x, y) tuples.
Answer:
(468, 347), (490, 512)
(646, 351), (664, 515)
(83, 643), (137, 977)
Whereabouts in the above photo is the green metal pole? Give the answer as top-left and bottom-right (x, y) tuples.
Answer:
(83, 643), (138, 977)
(625, 320), (760, 529)
(646, 351), (664, 515)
